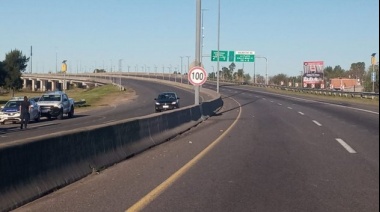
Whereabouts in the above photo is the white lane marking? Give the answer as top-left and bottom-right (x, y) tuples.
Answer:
(312, 120), (322, 126)
(335, 138), (357, 153)
(262, 98), (266, 100)
(270, 101), (274, 103)
(278, 103), (282, 106)
(287, 107), (293, 110)
(298, 112), (305, 115)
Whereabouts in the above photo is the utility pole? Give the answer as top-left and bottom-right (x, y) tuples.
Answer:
(194, 0), (201, 104)
(371, 53), (377, 92)
(186, 56), (191, 84)
(180, 56), (183, 83)
(216, 0), (221, 93)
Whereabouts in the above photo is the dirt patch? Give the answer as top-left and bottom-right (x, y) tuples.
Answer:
(76, 89), (136, 113)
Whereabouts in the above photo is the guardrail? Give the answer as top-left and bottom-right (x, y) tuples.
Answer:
(207, 78), (379, 100)
(269, 85), (379, 100)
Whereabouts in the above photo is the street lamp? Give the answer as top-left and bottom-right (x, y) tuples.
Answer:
(371, 53), (377, 92)
(201, 8), (208, 64)
(211, 66), (215, 80)
(216, 0), (220, 93)
(256, 56), (268, 85)
(186, 56), (190, 84)
(61, 60), (67, 91)
(180, 56), (183, 83)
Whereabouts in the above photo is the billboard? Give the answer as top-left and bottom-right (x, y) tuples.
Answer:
(303, 61), (324, 87)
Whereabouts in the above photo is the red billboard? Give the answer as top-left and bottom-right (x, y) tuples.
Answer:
(303, 61), (324, 87)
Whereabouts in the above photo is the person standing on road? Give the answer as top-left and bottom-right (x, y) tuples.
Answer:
(20, 96), (31, 129)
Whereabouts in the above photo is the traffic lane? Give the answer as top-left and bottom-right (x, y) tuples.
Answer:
(204, 82), (379, 113)
(0, 79), (198, 143)
(206, 84), (379, 166)
(241, 89), (379, 168)
(13, 93), (241, 212)
(142, 91), (378, 212)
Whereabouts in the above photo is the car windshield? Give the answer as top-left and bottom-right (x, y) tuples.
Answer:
(4, 101), (21, 109)
(157, 93), (176, 100)
(40, 94), (61, 101)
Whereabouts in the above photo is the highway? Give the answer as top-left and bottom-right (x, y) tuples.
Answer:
(10, 82), (380, 212)
(0, 78), (210, 144)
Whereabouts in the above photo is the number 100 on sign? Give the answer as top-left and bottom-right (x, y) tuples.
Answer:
(188, 66), (207, 86)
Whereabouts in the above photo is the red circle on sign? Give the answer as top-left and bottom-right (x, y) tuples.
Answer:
(188, 66), (207, 86)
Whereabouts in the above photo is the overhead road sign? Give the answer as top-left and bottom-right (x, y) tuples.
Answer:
(211, 50), (228, 62)
(188, 66), (207, 86)
(235, 51), (255, 62)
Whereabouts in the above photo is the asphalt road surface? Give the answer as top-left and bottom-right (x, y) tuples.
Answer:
(12, 83), (380, 212)
(0, 78), (210, 144)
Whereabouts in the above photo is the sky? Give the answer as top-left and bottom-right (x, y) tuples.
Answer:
(1, 0), (379, 78)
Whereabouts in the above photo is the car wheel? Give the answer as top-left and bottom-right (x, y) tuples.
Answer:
(57, 109), (64, 120)
(34, 112), (41, 122)
(68, 106), (74, 118)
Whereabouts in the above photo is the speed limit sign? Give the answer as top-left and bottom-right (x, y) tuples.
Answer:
(188, 66), (207, 86)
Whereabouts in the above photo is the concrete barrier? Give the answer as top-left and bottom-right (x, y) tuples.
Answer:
(0, 95), (222, 212)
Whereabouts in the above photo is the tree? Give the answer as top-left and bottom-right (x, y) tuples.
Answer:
(255, 74), (265, 84)
(348, 62), (365, 81)
(221, 67), (232, 80)
(271, 73), (288, 85)
(324, 65), (347, 80)
(0, 61), (6, 87)
(2, 49), (29, 95)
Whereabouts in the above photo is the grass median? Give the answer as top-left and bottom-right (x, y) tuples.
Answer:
(0, 85), (135, 111)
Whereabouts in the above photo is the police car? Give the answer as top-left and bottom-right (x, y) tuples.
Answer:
(0, 97), (41, 125)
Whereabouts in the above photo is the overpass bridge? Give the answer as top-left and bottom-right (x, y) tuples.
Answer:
(21, 74), (111, 91)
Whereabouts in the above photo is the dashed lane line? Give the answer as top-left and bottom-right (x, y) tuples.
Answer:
(335, 138), (357, 153)
(312, 120), (322, 126)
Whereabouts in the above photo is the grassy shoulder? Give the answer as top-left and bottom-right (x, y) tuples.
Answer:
(0, 85), (135, 110)
(261, 87), (379, 107)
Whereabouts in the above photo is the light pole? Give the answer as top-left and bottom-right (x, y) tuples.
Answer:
(118, 59), (122, 72)
(162, 65), (165, 79)
(180, 56), (183, 83)
(201, 8), (208, 64)
(61, 60), (67, 91)
(256, 56), (268, 85)
(371, 53), (376, 92)
(253, 60), (256, 84)
(186, 56), (190, 84)
(55, 47), (58, 73)
(154, 65), (158, 78)
(216, 0), (220, 93)
(211, 66), (215, 80)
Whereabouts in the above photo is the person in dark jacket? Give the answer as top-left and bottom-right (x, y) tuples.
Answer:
(19, 96), (31, 129)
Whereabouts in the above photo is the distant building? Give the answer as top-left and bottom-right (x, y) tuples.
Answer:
(330, 78), (362, 92)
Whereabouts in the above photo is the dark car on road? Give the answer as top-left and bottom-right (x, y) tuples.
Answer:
(154, 92), (180, 112)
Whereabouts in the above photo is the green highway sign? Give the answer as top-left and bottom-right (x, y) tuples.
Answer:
(211, 50), (255, 62)
(228, 51), (235, 62)
(211, 50), (228, 62)
(235, 51), (255, 62)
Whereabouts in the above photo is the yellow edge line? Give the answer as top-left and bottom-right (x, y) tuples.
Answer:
(126, 97), (242, 212)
